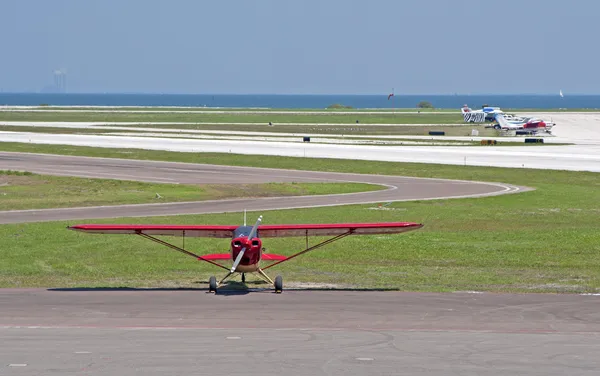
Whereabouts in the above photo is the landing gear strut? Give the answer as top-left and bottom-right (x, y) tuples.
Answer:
(241, 273), (246, 283)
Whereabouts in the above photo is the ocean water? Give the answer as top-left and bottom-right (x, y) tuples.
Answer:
(0, 93), (598, 109)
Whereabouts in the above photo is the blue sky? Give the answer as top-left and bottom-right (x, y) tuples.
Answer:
(1, 0), (598, 94)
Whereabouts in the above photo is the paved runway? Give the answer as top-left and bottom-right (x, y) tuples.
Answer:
(0, 152), (522, 224)
(1, 289), (599, 375)
(2, 130), (600, 172)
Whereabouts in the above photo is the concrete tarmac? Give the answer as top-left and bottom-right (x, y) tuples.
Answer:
(2, 130), (600, 172)
(0, 152), (522, 224)
(1, 289), (600, 375)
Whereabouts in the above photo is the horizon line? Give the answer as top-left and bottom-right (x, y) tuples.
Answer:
(0, 92), (593, 96)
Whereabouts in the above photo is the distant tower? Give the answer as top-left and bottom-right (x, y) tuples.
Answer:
(53, 69), (67, 93)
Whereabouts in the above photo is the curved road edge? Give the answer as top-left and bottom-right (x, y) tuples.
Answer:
(0, 152), (530, 224)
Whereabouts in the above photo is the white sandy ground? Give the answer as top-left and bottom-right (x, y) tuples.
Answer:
(0, 113), (598, 172)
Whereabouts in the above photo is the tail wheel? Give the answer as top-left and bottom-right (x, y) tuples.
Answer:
(208, 276), (217, 293)
(274, 275), (283, 293)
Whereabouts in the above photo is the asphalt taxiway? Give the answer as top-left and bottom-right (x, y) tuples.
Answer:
(0, 152), (522, 224)
(1, 289), (599, 375)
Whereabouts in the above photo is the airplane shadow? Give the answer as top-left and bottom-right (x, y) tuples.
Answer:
(47, 284), (403, 295)
(48, 281), (271, 296)
(48, 278), (403, 295)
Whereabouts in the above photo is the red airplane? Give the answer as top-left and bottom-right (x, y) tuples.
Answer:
(68, 215), (423, 293)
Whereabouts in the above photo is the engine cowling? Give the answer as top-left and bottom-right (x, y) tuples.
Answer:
(231, 237), (262, 265)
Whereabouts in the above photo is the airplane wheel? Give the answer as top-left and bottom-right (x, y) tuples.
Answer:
(242, 273), (246, 283)
(209, 276), (217, 293)
(274, 275), (283, 293)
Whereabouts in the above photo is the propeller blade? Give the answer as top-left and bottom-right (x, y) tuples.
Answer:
(231, 247), (246, 273)
(248, 215), (263, 240)
(231, 216), (262, 273)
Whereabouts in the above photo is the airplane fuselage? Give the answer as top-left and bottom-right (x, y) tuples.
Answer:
(230, 225), (263, 272)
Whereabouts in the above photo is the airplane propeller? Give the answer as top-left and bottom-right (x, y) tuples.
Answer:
(231, 247), (247, 273)
(248, 215), (262, 240)
(230, 215), (263, 273)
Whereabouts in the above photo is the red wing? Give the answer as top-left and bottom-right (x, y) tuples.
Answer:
(201, 253), (231, 260)
(261, 254), (287, 261)
(68, 222), (423, 238)
(256, 222), (423, 237)
(68, 224), (238, 238)
(201, 253), (287, 261)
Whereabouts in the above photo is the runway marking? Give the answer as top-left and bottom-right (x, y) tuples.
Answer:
(75, 351), (91, 354)
(226, 336), (242, 340)
(1, 325), (600, 335)
(356, 358), (374, 361)
(8, 364), (28, 367)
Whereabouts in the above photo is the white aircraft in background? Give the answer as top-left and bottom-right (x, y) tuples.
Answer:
(461, 104), (504, 122)
(494, 114), (555, 134)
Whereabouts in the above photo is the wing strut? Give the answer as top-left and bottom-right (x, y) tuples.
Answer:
(262, 231), (353, 270)
(136, 231), (229, 271)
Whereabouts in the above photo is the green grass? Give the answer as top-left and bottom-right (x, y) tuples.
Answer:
(13, 106), (600, 112)
(0, 123), (500, 136)
(0, 110), (465, 124)
(0, 170), (382, 211)
(1, 143), (599, 292)
(1, 184), (599, 292)
(0, 125), (132, 135)
(9, 106), (460, 112)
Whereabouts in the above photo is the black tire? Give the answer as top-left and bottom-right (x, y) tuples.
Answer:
(494, 124), (501, 130)
(241, 273), (246, 283)
(274, 275), (283, 293)
(209, 276), (217, 293)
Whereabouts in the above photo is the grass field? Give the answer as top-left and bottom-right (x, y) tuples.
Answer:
(6, 107), (455, 113)
(0, 170), (381, 211)
(0, 110), (465, 124)
(1, 143), (599, 292)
